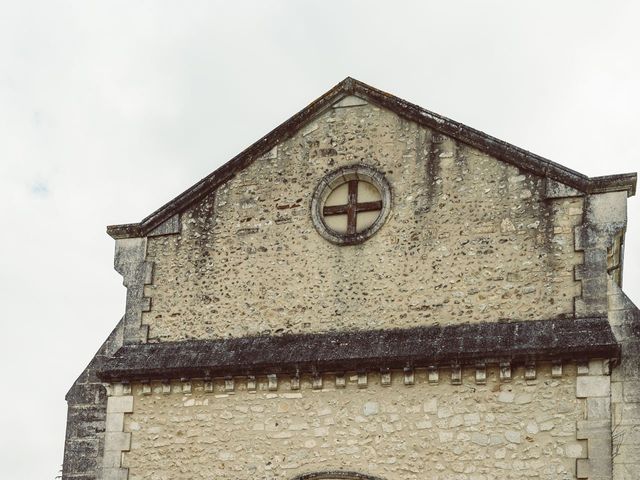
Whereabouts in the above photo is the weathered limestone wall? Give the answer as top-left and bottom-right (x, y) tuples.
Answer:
(62, 319), (124, 480)
(119, 365), (585, 480)
(142, 100), (583, 341)
(609, 281), (640, 480)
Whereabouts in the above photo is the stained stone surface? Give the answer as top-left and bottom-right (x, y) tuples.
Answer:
(99, 317), (619, 382)
(142, 100), (583, 342)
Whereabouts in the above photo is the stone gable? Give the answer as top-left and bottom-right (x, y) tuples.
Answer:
(62, 78), (639, 480)
(143, 97), (582, 341)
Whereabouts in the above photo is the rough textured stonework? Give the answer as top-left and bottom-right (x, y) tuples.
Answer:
(143, 99), (584, 342)
(63, 320), (124, 480)
(121, 366), (585, 480)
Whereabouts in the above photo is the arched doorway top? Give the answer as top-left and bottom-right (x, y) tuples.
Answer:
(292, 472), (385, 480)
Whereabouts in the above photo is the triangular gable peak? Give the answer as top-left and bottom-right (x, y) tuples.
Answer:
(107, 77), (636, 239)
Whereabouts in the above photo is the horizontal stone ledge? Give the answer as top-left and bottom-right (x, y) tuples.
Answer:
(98, 317), (620, 382)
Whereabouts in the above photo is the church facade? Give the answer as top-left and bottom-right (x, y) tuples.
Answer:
(62, 78), (639, 480)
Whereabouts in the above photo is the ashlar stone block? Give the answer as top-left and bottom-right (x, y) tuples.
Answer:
(104, 431), (131, 452)
(587, 397), (611, 420)
(106, 396), (134, 414)
(102, 467), (129, 480)
(577, 376), (610, 398)
(105, 412), (124, 433)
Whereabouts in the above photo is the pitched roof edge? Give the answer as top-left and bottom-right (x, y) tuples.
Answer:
(351, 80), (636, 197)
(107, 77), (637, 239)
(107, 78), (353, 239)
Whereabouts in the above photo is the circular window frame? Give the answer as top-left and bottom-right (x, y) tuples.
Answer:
(311, 164), (391, 246)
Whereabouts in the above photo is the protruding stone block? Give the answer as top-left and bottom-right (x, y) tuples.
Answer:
(403, 367), (415, 386)
(247, 376), (257, 392)
(141, 382), (151, 396)
(577, 361), (589, 376)
(181, 380), (192, 394)
(576, 419), (611, 440)
(577, 376), (611, 398)
(106, 383), (120, 397)
(588, 359), (606, 376)
(475, 364), (486, 385)
(105, 413), (124, 433)
(107, 396), (134, 414)
(104, 432), (131, 452)
(224, 377), (235, 392)
(587, 437), (612, 459)
(162, 381), (172, 394)
(357, 372), (368, 389)
(525, 363), (536, 381)
(552, 361), (563, 378)
(380, 368), (391, 386)
(267, 374), (278, 391)
(102, 450), (123, 468)
(102, 467), (129, 480)
(335, 373), (346, 388)
(290, 374), (300, 390)
(428, 367), (439, 384)
(576, 458), (590, 479)
(587, 397), (611, 420)
(451, 365), (461, 385)
(499, 362), (512, 382)
(140, 297), (151, 312)
(564, 441), (587, 458)
(312, 375), (323, 390)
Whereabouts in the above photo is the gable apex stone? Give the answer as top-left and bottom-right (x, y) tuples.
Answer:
(332, 95), (368, 108)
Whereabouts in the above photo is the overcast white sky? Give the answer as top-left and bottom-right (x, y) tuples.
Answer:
(1, 1), (639, 478)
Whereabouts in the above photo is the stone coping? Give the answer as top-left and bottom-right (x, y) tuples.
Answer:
(99, 317), (620, 382)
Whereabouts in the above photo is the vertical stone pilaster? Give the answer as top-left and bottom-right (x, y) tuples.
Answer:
(102, 385), (134, 480)
(609, 280), (640, 480)
(576, 361), (613, 480)
(574, 192), (627, 317)
(114, 238), (153, 344)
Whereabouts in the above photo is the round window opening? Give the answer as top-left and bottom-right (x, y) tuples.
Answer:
(311, 165), (391, 245)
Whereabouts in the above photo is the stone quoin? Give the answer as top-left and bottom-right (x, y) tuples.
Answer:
(62, 78), (639, 480)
